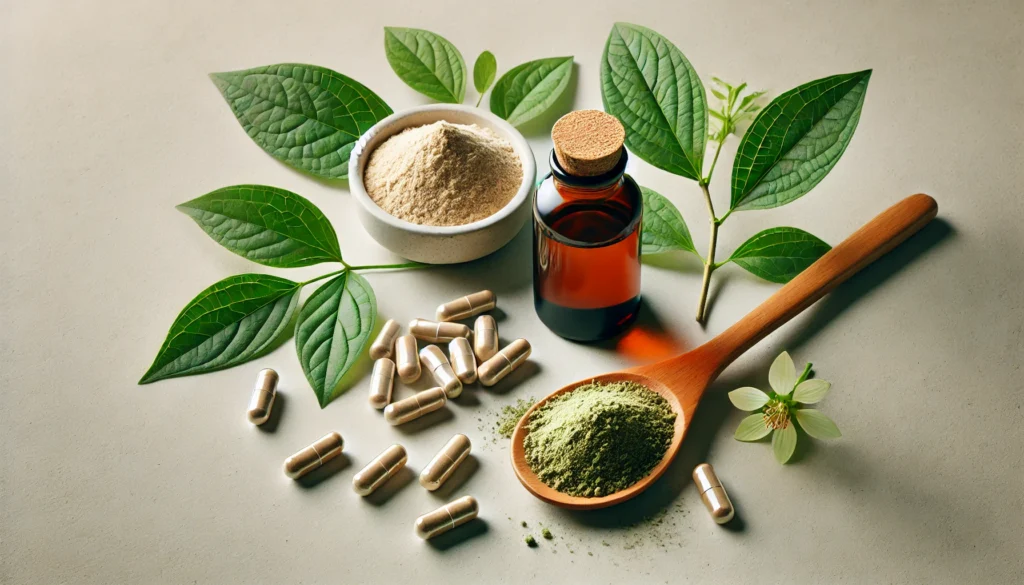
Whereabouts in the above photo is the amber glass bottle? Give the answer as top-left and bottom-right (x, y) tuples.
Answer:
(533, 111), (642, 341)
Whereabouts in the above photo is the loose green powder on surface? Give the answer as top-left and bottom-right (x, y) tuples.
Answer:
(525, 535), (537, 547)
(523, 380), (676, 497)
(496, 398), (535, 438)
(541, 528), (553, 539)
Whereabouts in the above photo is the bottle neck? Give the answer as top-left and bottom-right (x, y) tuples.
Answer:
(548, 148), (628, 191)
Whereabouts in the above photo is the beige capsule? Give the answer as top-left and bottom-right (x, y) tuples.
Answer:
(395, 334), (421, 383)
(420, 434), (472, 491)
(352, 444), (408, 496)
(473, 315), (499, 362)
(414, 495), (479, 539)
(448, 338), (478, 385)
(435, 290), (497, 322)
(409, 319), (471, 344)
(368, 358), (395, 409)
(693, 463), (735, 524)
(420, 345), (463, 398)
(283, 432), (344, 480)
(369, 319), (401, 360)
(247, 368), (278, 425)
(383, 387), (447, 426)
(478, 339), (532, 387)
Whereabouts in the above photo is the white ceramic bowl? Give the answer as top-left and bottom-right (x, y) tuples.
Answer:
(348, 104), (537, 264)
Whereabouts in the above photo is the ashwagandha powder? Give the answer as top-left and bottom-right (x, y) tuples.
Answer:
(363, 121), (523, 226)
(523, 380), (676, 497)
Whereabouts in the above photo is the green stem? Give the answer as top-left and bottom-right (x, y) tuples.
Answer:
(349, 262), (427, 271)
(704, 136), (726, 183)
(300, 269), (345, 287)
(796, 362), (813, 385)
(475, 94), (484, 107)
(695, 182), (718, 323)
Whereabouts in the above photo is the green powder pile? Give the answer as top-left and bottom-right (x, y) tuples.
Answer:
(523, 380), (676, 497)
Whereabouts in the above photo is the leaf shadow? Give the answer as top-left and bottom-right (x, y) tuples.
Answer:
(514, 62), (579, 139)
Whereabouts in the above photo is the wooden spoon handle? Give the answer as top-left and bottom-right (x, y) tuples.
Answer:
(704, 194), (937, 371)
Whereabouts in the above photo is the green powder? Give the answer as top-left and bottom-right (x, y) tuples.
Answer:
(541, 528), (553, 539)
(525, 535), (537, 547)
(523, 380), (676, 497)
(496, 398), (534, 439)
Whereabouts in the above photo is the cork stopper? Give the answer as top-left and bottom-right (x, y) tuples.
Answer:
(551, 110), (625, 177)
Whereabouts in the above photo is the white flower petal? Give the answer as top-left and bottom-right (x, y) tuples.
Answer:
(795, 409), (842, 439)
(772, 423), (797, 464)
(769, 351), (797, 395)
(728, 387), (771, 411)
(734, 413), (772, 441)
(792, 379), (831, 404)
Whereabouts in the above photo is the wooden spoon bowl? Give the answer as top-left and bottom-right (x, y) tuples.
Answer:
(511, 194), (938, 510)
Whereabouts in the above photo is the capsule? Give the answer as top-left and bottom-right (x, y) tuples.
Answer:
(352, 444), (408, 496)
(448, 338), (478, 385)
(247, 368), (278, 425)
(693, 463), (734, 524)
(409, 319), (471, 344)
(420, 345), (463, 398)
(284, 432), (344, 480)
(369, 319), (401, 360)
(383, 387), (447, 426)
(395, 334), (421, 383)
(478, 339), (532, 387)
(420, 434), (472, 491)
(436, 290), (497, 322)
(473, 315), (499, 362)
(414, 496), (479, 539)
(368, 358), (395, 409)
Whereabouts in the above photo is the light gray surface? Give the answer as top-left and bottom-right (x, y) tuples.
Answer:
(2, 0), (1022, 583)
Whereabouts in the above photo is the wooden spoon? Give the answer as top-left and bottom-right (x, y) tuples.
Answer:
(511, 194), (938, 510)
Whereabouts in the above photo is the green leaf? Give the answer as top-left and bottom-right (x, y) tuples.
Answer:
(210, 64), (392, 180)
(295, 271), (376, 408)
(139, 274), (301, 384)
(490, 56), (574, 127)
(795, 409), (841, 439)
(773, 424), (798, 463)
(473, 50), (497, 95)
(768, 351), (797, 395)
(729, 387), (771, 411)
(639, 186), (697, 256)
(728, 227), (831, 283)
(730, 70), (872, 211)
(600, 23), (708, 181)
(735, 413), (771, 441)
(793, 379), (831, 404)
(177, 185), (342, 268)
(384, 27), (466, 103)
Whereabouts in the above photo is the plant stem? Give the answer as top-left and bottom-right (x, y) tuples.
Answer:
(796, 362), (813, 384)
(300, 269), (345, 287)
(704, 137), (726, 183)
(475, 94), (484, 107)
(696, 181), (718, 323)
(349, 262), (426, 271)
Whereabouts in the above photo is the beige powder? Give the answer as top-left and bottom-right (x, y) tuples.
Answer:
(363, 121), (523, 226)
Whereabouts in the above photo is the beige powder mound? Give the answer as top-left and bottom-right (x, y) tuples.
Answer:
(363, 121), (523, 226)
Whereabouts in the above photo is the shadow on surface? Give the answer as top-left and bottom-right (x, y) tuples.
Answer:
(430, 455), (480, 500)
(423, 221), (533, 295)
(364, 466), (416, 506)
(256, 391), (286, 433)
(426, 518), (489, 551)
(484, 361), (541, 395)
(296, 453), (351, 490)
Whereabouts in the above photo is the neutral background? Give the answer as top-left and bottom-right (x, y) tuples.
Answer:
(2, 0), (1022, 583)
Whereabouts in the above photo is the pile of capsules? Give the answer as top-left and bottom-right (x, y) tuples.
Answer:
(242, 290), (530, 540)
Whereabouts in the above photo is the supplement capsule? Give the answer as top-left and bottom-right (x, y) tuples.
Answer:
(693, 463), (734, 524)
(473, 315), (499, 362)
(419, 345), (463, 398)
(436, 290), (497, 322)
(384, 387), (447, 426)
(414, 495), (479, 539)
(369, 319), (401, 360)
(247, 368), (278, 425)
(284, 432), (344, 480)
(448, 338), (478, 385)
(352, 444), (408, 496)
(420, 434), (472, 491)
(368, 358), (395, 409)
(478, 338), (532, 387)
(409, 318), (471, 344)
(395, 334), (421, 383)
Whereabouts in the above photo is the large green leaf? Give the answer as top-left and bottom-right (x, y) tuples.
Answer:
(639, 186), (697, 256)
(384, 27), (466, 103)
(730, 70), (871, 211)
(601, 23), (707, 181)
(177, 185), (343, 268)
(210, 64), (392, 180)
(490, 56), (574, 127)
(727, 227), (831, 284)
(140, 274), (301, 384)
(295, 271), (376, 408)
